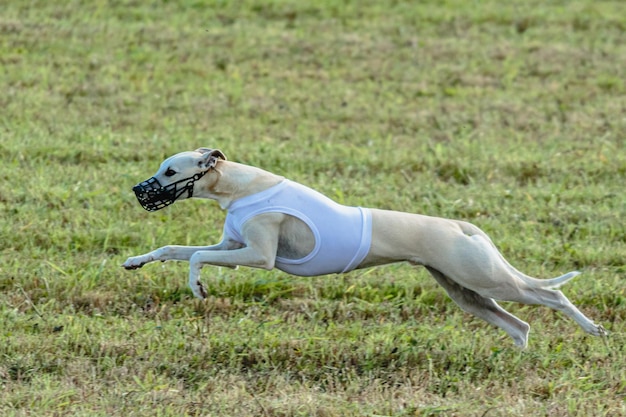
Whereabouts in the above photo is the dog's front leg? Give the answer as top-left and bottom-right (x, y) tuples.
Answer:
(187, 247), (276, 299)
(188, 213), (283, 299)
(122, 240), (241, 270)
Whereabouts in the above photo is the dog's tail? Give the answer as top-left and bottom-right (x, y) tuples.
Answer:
(496, 246), (581, 289)
(517, 270), (581, 289)
(459, 220), (582, 290)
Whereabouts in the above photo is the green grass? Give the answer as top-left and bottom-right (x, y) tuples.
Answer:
(1, 0), (625, 415)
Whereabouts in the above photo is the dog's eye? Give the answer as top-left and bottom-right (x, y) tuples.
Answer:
(164, 168), (176, 177)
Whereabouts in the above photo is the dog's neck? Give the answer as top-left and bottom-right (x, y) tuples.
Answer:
(196, 161), (284, 209)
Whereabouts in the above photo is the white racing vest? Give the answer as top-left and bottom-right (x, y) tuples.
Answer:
(223, 180), (372, 276)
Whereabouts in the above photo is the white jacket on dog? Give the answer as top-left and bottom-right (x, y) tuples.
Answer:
(224, 180), (372, 276)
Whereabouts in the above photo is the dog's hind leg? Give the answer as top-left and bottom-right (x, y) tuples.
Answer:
(494, 285), (607, 337)
(425, 266), (531, 347)
(428, 226), (606, 341)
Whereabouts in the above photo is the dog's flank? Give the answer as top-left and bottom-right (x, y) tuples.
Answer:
(124, 148), (607, 348)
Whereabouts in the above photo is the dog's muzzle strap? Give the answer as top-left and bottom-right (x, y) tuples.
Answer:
(133, 171), (207, 212)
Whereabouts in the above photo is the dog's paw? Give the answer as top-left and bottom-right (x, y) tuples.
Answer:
(190, 280), (208, 300)
(122, 256), (147, 270)
(584, 322), (609, 337)
(595, 324), (609, 337)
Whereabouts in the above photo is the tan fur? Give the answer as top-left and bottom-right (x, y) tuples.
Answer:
(124, 149), (606, 347)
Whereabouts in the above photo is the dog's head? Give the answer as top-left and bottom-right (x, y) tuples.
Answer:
(132, 148), (227, 212)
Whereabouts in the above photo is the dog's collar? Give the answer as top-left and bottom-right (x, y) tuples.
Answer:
(133, 171), (208, 212)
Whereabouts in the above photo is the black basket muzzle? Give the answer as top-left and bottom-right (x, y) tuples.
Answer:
(132, 172), (207, 212)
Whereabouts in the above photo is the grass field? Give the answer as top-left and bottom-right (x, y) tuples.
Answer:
(1, 0), (625, 415)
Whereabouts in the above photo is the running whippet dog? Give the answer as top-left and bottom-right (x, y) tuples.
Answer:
(123, 148), (607, 347)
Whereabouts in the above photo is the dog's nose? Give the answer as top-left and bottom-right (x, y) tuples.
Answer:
(132, 184), (143, 194)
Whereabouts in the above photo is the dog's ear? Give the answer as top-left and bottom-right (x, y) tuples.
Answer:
(196, 148), (227, 170)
